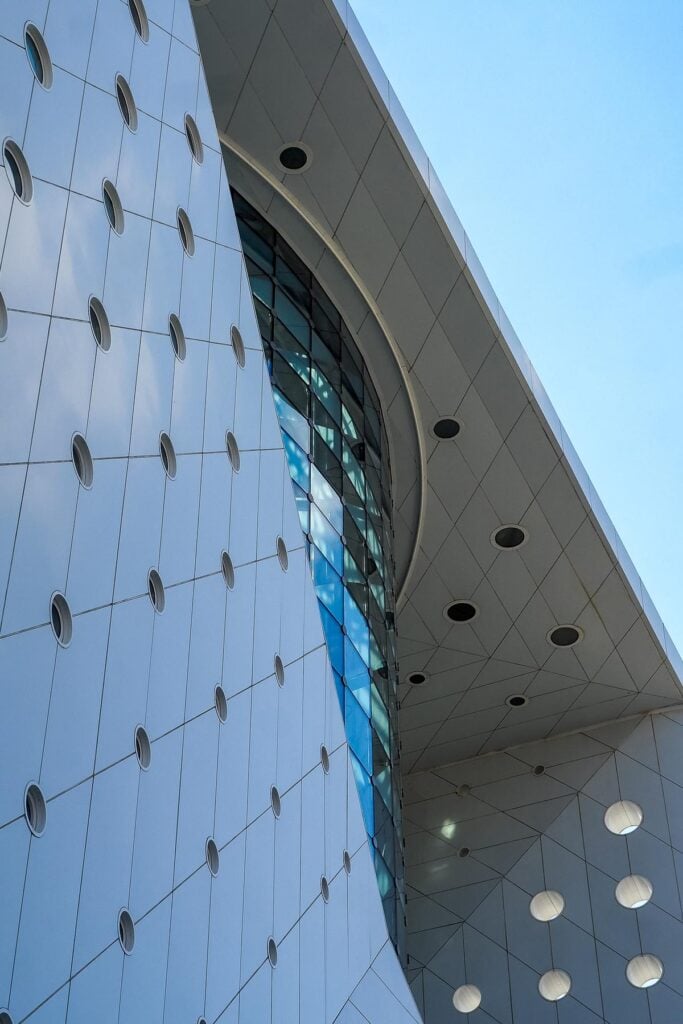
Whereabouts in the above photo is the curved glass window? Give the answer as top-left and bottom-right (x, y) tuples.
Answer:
(234, 190), (405, 955)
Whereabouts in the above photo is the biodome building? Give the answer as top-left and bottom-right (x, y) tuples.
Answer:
(1, 1), (683, 1022)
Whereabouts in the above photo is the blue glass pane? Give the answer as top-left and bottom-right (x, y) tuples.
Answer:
(310, 504), (342, 575)
(333, 670), (345, 713)
(282, 432), (310, 492)
(310, 464), (343, 533)
(318, 604), (344, 676)
(350, 752), (374, 838)
(344, 588), (369, 665)
(311, 546), (344, 623)
(371, 684), (391, 758)
(345, 688), (372, 775)
(343, 637), (371, 716)
(273, 390), (309, 451)
(292, 482), (309, 535)
(374, 764), (393, 816)
(374, 849), (393, 899)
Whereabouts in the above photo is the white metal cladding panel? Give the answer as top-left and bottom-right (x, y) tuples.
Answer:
(0, 1), (419, 1022)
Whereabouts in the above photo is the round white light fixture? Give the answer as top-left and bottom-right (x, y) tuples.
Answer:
(604, 800), (643, 836)
(452, 984), (481, 1013)
(626, 954), (663, 989)
(616, 875), (653, 909)
(529, 890), (565, 922)
(538, 969), (571, 1002)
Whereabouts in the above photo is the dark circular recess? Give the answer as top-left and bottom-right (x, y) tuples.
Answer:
(549, 625), (581, 648)
(446, 601), (477, 623)
(25, 24), (53, 88)
(115, 74), (138, 131)
(168, 313), (186, 361)
(278, 145), (308, 171)
(276, 536), (288, 572)
(118, 908), (135, 954)
(206, 837), (219, 876)
(128, 0), (150, 41)
(134, 725), (151, 769)
(270, 785), (281, 818)
(3, 139), (33, 203)
(0, 1010), (14, 1024)
(215, 684), (228, 723)
(102, 179), (124, 234)
(433, 417), (460, 440)
(50, 593), (73, 646)
(493, 525), (527, 550)
(89, 296), (111, 351)
(148, 568), (165, 613)
(0, 291), (7, 341)
(177, 207), (195, 256)
(184, 113), (203, 164)
(159, 432), (176, 479)
(274, 654), (285, 687)
(225, 430), (240, 472)
(25, 783), (47, 837)
(320, 744), (330, 774)
(230, 324), (246, 367)
(320, 875), (330, 903)
(506, 694), (528, 708)
(72, 433), (94, 488)
(533, 764), (546, 776)
(407, 671), (427, 685)
(221, 551), (235, 589)
(267, 937), (278, 967)
(458, 846), (471, 859)
(343, 849), (352, 874)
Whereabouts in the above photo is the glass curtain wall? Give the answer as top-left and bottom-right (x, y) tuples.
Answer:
(233, 189), (405, 955)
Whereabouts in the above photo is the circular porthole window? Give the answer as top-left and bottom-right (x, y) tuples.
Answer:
(118, 908), (135, 954)
(406, 671), (427, 685)
(147, 568), (165, 613)
(24, 783), (47, 837)
(50, 592), (73, 647)
(452, 985), (481, 1013)
(432, 417), (461, 440)
(102, 179), (124, 234)
(115, 74), (138, 131)
(604, 800), (643, 836)
(72, 433), (94, 488)
(225, 431), (240, 472)
(230, 324), (246, 368)
(270, 785), (281, 818)
(159, 432), (176, 479)
(276, 536), (288, 572)
(626, 954), (663, 989)
(548, 625), (582, 648)
(3, 139), (33, 204)
(320, 745), (330, 774)
(492, 525), (527, 550)
(88, 296), (111, 352)
(25, 24), (53, 89)
(445, 601), (478, 623)
(177, 207), (195, 256)
(343, 850), (352, 874)
(184, 113), (204, 164)
(539, 969), (571, 1002)
(168, 313), (186, 361)
(320, 876), (330, 903)
(215, 684), (228, 723)
(274, 654), (284, 687)
(277, 143), (311, 173)
(206, 837), (220, 876)
(221, 551), (235, 589)
(615, 875), (653, 909)
(134, 725), (151, 769)
(0, 291), (7, 341)
(530, 890), (565, 922)
(267, 937), (278, 967)
(506, 693), (528, 708)
(128, 0), (150, 42)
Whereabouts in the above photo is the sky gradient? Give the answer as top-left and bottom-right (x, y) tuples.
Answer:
(353, 0), (683, 651)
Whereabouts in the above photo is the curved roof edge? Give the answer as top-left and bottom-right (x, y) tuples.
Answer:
(320, 0), (682, 683)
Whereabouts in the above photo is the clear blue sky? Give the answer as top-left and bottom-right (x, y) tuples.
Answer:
(353, 0), (683, 652)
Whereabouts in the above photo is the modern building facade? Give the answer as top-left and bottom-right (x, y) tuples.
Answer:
(0, 2), (682, 1023)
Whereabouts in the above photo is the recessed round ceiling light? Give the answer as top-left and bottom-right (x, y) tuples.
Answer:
(278, 143), (311, 173)
(492, 525), (527, 550)
(548, 625), (582, 648)
(626, 954), (663, 989)
(452, 985), (481, 1014)
(432, 417), (461, 440)
(407, 671), (427, 685)
(506, 694), (528, 708)
(445, 600), (478, 623)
